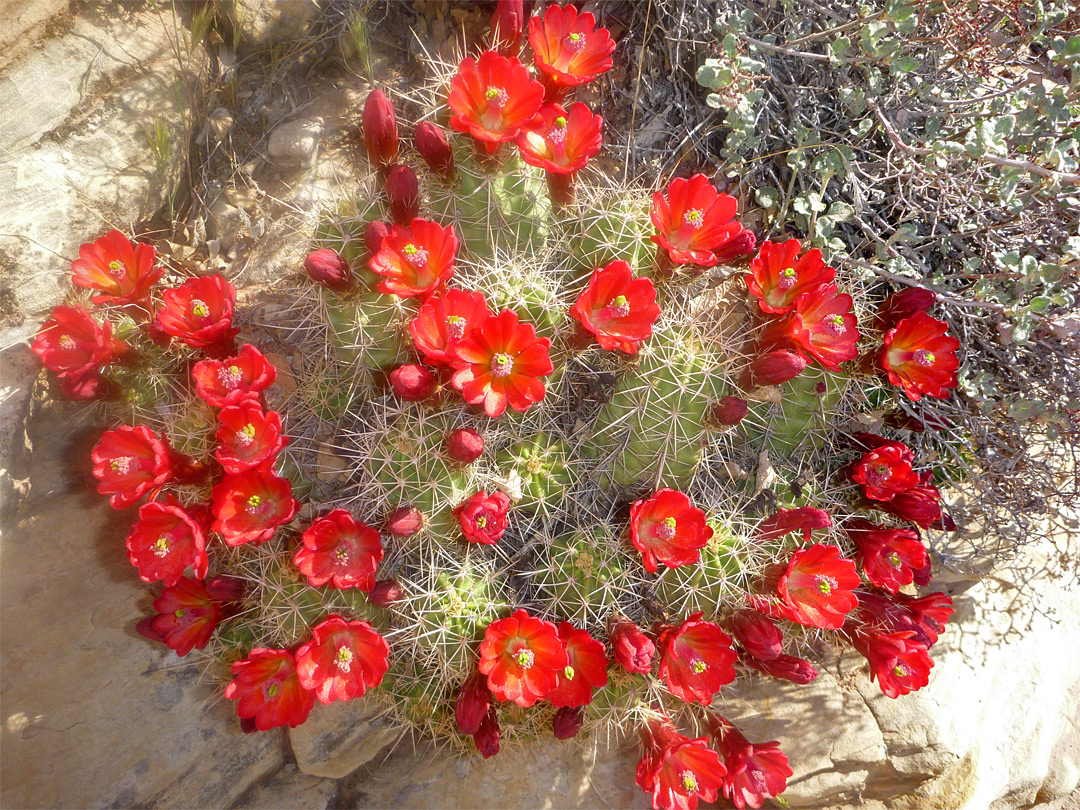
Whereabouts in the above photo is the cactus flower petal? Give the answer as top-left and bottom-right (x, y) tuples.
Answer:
(879, 312), (960, 401)
(629, 488), (713, 573)
(70, 229), (161, 305)
(448, 50), (544, 153)
(478, 609), (568, 707)
(295, 615), (390, 704)
(745, 239), (836, 315)
(651, 174), (755, 267)
(224, 647), (314, 730)
(294, 509), (383, 591)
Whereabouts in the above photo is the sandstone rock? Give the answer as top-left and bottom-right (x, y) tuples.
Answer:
(289, 700), (403, 779)
(233, 763), (340, 809)
(268, 118), (323, 169)
(228, 0), (321, 51)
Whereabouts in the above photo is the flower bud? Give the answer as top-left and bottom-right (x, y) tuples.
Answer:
(739, 350), (807, 390)
(728, 610), (783, 661)
(304, 248), (353, 292)
(489, 0), (525, 54)
(414, 122), (455, 180)
(610, 619), (655, 674)
(445, 428), (484, 463)
(390, 363), (437, 401)
(369, 578), (404, 607)
(363, 89), (398, 169)
(741, 651), (818, 684)
(712, 230), (757, 264)
(473, 706), (501, 758)
(552, 706), (584, 740)
(365, 220), (391, 257)
(385, 164), (420, 225)
(456, 672), (491, 735)
(387, 505), (424, 537)
(876, 287), (935, 330)
(711, 396), (749, 426)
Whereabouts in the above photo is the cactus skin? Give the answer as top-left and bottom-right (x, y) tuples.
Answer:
(324, 290), (415, 370)
(313, 207), (381, 290)
(495, 432), (574, 515)
(562, 195), (655, 274)
(652, 522), (748, 620)
(743, 366), (849, 456)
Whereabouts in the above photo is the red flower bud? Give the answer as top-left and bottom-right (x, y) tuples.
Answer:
(739, 350), (807, 389)
(369, 578), (404, 607)
(711, 396), (749, 426)
(473, 706), (500, 758)
(456, 672), (491, 735)
(363, 89), (398, 169)
(740, 651), (818, 684)
(385, 164), (420, 225)
(728, 610), (783, 661)
(387, 505), (424, 537)
(553, 706), (584, 740)
(365, 220), (391, 257)
(445, 428), (484, 463)
(711, 229), (758, 265)
(876, 287), (936, 330)
(610, 619), (655, 674)
(389, 363), (437, 401)
(489, 0), (525, 54)
(414, 122), (455, 180)
(304, 248), (353, 292)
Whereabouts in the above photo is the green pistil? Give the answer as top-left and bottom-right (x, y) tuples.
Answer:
(555, 116), (567, 128)
(613, 295), (627, 308)
(476, 515), (488, 528)
(174, 609), (186, 619)
(817, 579), (832, 595)
(564, 665), (575, 680)
(691, 660), (707, 674)
(109, 260), (123, 271)
(681, 770), (698, 792)
(242, 423), (256, 438)
(782, 267), (796, 277)
(569, 33), (582, 42)
(888, 553), (902, 567)
(247, 495), (261, 508)
(515, 649), (535, 669)
(403, 244), (418, 256)
(190, 300), (209, 318)
(266, 683), (279, 698)
(485, 88), (499, 99)
(154, 537), (170, 555)
(893, 664), (909, 677)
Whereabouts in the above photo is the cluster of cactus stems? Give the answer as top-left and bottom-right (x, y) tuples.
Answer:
(30, 3), (971, 808)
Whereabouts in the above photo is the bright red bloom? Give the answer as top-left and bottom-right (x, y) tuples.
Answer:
(846, 627), (933, 698)
(738, 650), (818, 684)
(453, 490), (512, 545)
(851, 438), (919, 501)
(553, 706), (584, 740)
(295, 615), (390, 704)
(448, 50), (544, 154)
(136, 575), (243, 656)
(369, 218), (459, 298)
(610, 619), (656, 673)
(878, 470), (954, 530)
(385, 164), (420, 224)
(852, 589), (953, 649)
(515, 102), (603, 174)
(754, 506), (832, 543)
(657, 613), (737, 704)
(651, 174), (756, 267)
(192, 343), (277, 408)
(32, 305), (129, 385)
(363, 89), (398, 169)
(776, 544), (860, 630)
(456, 671), (492, 735)
(726, 610), (782, 662)
(91, 426), (175, 509)
(845, 518), (928, 594)
(154, 274), (239, 355)
(450, 309), (553, 417)
(294, 509), (383, 590)
(759, 282), (859, 371)
(410, 288), (491, 366)
(305, 248), (353, 292)
(569, 260), (660, 355)
(739, 349), (807, 389)
(879, 313), (960, 402)
(211, 468), (298, 546)
(215, 401), (287, 474)
(126, 495), (209, 585)
(708, 715), (792, 810)
(548, 622), (609, 708)
(489, 0), (525, 54)
(478, 609), (568, 707)
(389, 363), (437, 401)
(876, 287), (936, 330)
(70, 229), (161, 305)
(636, 718), (727, 810)
(446, 428), (484, 463)
(414, 122), (455, 180)
(224, 648), (314, 730)
(745, 239), (836, 315)
(529, 4), (616, 97)
(629, 489), (713, 573)
(473, 706), (501, 758)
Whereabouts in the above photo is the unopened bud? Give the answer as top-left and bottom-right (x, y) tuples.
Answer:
(369, 578), (404, 607)
(489, 0), (525, 54)
(363, 89), (398, 169)
(385, 164), (420, 225)
(446, 428), (484, 463)
(414, 122), (455, 180)
(552, 706), (584, 740)
(876, 287), (935, 331)
(304, 248), (353, 292)
(390, 363), (436, 401)
(711, 396), (749, 426)
(387, 505), (424, 537)
(365, 220), (391, 257)
(739, 350), (807, 390)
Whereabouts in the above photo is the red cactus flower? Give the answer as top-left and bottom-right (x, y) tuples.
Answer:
(369, 218), (459, 298)
(852, 589), (954, 649)
(456, 671), (492, 735)
(448, 50), (544, 154)
(569, 260), (661, 355)
(745, 239), (836, 315)
(636, 717), (727, 810)
(478, 609), (568, 707)
(851, 438), (919, 501)
(136, 575), (243, 656)
(529, 4), (616, 98)
(876, 287), (936, 330)
(414, 122), (455, 180)
(489, 0), (525, 54)
(739, 349), (807, 390)
(450, 309), (553, 417)
(410, 288), (491, 366)
(32, 305), (130, 384)
(878, 470), (954, 530)
(224, 648), (314, 730)
(553, 705), (585, 740)
(754, 506), (832, 542)
(846, 627), (933, 699)
(515, 102), (603, 175)
(738, 650), (818, 684)
(305, 248), (353, 292)
(126, 495), (209, 585)
(844, 518), (928, 594)
(726, 610), (782, 662)
(389, 363), (437, 401)
(548, 622), (609, 708)
(453, 490), (512, 545)
(215, 401), (288, 474)
(759, 282), (859, 371)
(657, 612), (737, 704)
(154, 274), (239, 355)
(385, 164), (420, 225)
(211, 468), (298, 546)
(707, 715), (793, 810)
(775, 544), (860, 630)
(295, 615), (390, 704)
(363, 89), (398, 169)
(629, 488), (713, 573)
(473, 706), (501, 758)
(386, 505), (424, 537)
(192, 343), (277, 408)
(92, 426), (177, 509)
(294, 509), (383, 591)
(610, 618), (656, 673)
(650, 174), (756, 267)
(369, 578), (404, 607)
(70, 229), (162, 306)
(711, 396), (749, 426)
(879, 312), (960, 402)
(446, 427), (484, 463)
